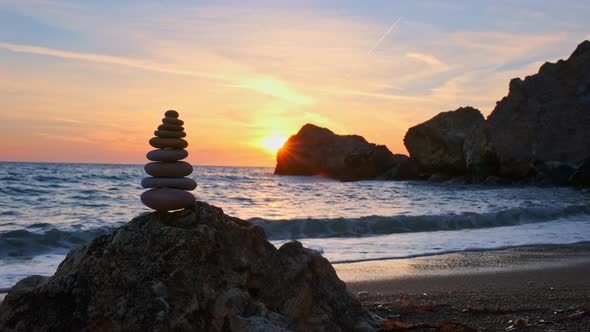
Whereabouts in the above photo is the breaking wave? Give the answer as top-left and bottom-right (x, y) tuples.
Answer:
(252, 204), (590, 240)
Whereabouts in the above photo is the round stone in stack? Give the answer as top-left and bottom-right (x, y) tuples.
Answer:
(162, 117), (184, 126)
(144, 161), (193, 178)
(165, 110), (179, 118)
(149, 137), (188, 149)
(141, 188), (195, 211)
(154, 130), (186, 138)
(140, 110), (196, 212)
(158, 123), (184, 132)
(146, 149), (188, 161)
(141, 177), (197, 190)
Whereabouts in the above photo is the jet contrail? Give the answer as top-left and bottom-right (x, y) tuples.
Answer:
(368, 17), (401, 55)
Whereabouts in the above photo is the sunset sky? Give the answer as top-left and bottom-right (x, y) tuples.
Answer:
(1, 1), (589, 166)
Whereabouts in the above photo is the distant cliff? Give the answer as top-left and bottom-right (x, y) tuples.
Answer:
(274, 40), (590, 186)
(275, 124), (417, 181)
(404, 40), (590, 186)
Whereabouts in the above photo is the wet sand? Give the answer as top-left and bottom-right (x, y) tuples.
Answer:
(337, 243), (590, 331)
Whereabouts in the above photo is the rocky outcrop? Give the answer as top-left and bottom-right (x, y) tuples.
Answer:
(404, 107), (486, 175)
(377, 154), (419, 180)
(570, 157), (590, 187)
(275, 124), (397, 181)
(487, 40), (590, 178)
(463, 122), (499, 178)
(0, 202), (377, 331)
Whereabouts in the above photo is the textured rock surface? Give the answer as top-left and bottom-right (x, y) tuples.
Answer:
(275, 124), (396, 181)
(463, 122), (499, 178)
(0, 202), (376, 331)
(487, 40), (590, 178)
(404, 107), (485, 175)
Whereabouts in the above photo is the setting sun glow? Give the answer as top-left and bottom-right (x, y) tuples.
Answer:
(260, 135), (288, 153)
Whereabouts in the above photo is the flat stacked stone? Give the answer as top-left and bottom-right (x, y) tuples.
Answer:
(140, 110), (196, 211)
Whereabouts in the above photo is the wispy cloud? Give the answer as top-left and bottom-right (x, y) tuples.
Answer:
(0, 41), (315, 105)
(0, 42), (224, 80)
(405, 52), (449, 71)
(368, 17), (401, 55)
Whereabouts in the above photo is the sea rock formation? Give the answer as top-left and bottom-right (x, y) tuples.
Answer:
(275, 124), (397, 181)
(570, 157), (590, 187)
(141, 110), (196, 211)
(486, 40), (590, 178)
(376, 154), (419, 180)
(402, 40), (590, 183)
(0, 202), (377, 331)
(462, 122), (499, 178)
(403, 107), (485, 175)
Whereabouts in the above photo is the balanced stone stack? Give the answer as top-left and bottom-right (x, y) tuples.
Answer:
(140, 110), (196, 211)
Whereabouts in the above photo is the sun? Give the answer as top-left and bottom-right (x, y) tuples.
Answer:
(260, 135), (288, 153)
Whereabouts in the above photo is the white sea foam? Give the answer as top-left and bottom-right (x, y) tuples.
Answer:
(0, 162), (589, 289)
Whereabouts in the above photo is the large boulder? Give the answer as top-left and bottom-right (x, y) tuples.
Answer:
(275, 124), (396, 181)
(0, 202), (376, 331)
(377, 154), (420, 180)
(403, 107), (486, 175)
(463, 122), (499, 178)
(487, 40), (590, 178)
(570, 157), (590, 187)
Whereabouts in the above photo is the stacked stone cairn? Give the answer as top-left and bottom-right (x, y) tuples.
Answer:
(140, 110), (197, 211)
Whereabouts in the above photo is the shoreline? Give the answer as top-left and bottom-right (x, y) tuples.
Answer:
(2, 243), (590, 329)
(336, 243), (590, 331)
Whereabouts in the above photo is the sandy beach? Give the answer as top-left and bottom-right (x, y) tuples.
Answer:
(336, 243), (590, 331)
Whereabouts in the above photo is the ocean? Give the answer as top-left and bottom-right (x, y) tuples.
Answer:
(1, 162), (589, 289)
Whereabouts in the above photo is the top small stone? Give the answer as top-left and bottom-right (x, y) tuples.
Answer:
(165, 110), (179, 118)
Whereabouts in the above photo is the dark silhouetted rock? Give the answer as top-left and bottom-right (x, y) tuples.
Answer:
(533, 161), (576, 186)
(570, 157), (590, 187)
(146, 148), (189, 162)
(158, 123), (184, 132)
(154, 130), (187, 139)
(404, 107), (485, 175)
(140, 188), (196, 211)
(144, 161), (193, 178)
(162, 117), (184, 126)
(0, 202), (377, 331)
(149, 137), (188, 149)
(463, 122), (499, 178)
(275, 124), (396, 181)
(165, 110), (179, 118)
(377, 154), (419, 180)
(141, 177), (197, 190)
(487, 40), (590, 178)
